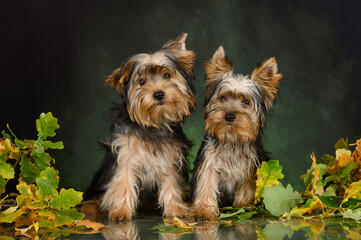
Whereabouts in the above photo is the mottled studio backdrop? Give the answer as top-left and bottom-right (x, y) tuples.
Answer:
(1, 0), (361, 192)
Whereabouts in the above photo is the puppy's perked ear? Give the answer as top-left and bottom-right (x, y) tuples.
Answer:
(204, 46), (233, 97)
(162, 32), (188, 51)
(251, 57), (283, 109)
(162, 33), (196, 77)
(105, 59), (138, 94)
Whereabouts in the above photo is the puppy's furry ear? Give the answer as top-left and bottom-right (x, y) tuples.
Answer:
(162, 33), (196, 77)
(105, 58), (138, 94)
(251, 57), (283, 109)
(204, 46), (233, 98)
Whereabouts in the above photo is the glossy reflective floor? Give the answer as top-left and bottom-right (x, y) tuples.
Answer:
(66, 212), (360, 240)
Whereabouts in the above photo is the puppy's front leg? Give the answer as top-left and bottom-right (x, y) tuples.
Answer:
(233, 177), (255, 208)
(192, 167), (219, 220)
(158, 167), (189, 218)
(101, 158), (139, 220)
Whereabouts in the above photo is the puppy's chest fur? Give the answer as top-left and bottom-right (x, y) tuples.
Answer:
(201, 140), (258, 192)
(110, 130), (187, 186)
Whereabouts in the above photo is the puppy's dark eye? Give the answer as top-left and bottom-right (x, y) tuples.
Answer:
(243, 99), (250, 105)
(220, 96), (227, 101)
(139, 79), (146, 86)
(163, 73), (171, 79)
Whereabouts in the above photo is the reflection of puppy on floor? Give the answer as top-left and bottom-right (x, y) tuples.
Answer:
(82, 33), (196, 220)
(103, 221), (139, 240)
(195, 224), (257, 240)
(191, 46), (283, 219)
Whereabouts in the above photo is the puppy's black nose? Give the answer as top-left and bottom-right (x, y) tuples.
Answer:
(225, 113), (235, 122)
(153, 91), (165, 101)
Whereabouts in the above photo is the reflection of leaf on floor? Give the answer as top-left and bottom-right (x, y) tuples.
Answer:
(154, 217), (202, 234)
(263, 222), (294, 239)
(263, 183), (303, 217)
(281, 219), (326, 239)
(342, 209), (361, 221)
(73, 219), (108, 233)
(218, 207), (256, 220)
(344, 225), (361, 239)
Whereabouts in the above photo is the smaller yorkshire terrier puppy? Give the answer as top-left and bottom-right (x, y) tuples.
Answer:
(191, 46), (283, 219)
(83, 33), (196, 220)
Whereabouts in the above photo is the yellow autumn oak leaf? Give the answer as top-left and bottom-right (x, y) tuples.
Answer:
(350, 138), (361, 162)
(309, 153), (326, 195)
(336, 149), (354, 168)
(285, 198), (323, 217)
(173, 217), (196, 230)
(255, 160), (284, 201)
(311, 153), (320, 185)
(342, 180), (361, 203)
(339, 153), (354, 168)
(0, 138), (18, 154)
(325, 161), (338, 175)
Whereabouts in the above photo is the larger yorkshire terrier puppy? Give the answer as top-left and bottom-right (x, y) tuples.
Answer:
(83, 33), (196, 220)
(191, 46), (282, 219)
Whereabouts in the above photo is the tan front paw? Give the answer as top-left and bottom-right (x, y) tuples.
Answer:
(164, 204), (191, 218)
(233, 200), (253, 208)
(81, 200), (102, 214)
(192, 206), (219, 220)
(109, 208), (133, 221)
(233, 194), (254, 208)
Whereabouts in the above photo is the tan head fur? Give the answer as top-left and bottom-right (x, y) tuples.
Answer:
(204, 46), (282, 144)
(105, 33), (196, 129)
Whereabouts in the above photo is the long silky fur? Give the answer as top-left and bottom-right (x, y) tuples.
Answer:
(191, 46), (282, 219)
(84, 102), (191, 202)
(84, 33), (196, 220)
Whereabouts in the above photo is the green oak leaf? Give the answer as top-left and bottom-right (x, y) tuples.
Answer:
(338, 161), (358, 180)
(218, 208), (245, 219)
(36, 167), (59, 201)
(319, 154), (336, 164)
(15, 138), (36, 150)
(236, 211), (255, 220)
(49, 188), (83, 210)
(31, 152), (52, 171)
(35, 141), (44, 154)
(302, 163), (326, 188)
(37, 209), (57, 220)
(0, 206), (24, 223)
(318, 196), (342, 208)
(42, 140), (64, 150)
(1, 130), (12, 140)
(16, 181), (35, 199)
(342, 209), (361, 221)
(53, 209), (85, 227)
(255, 160), (284, 201)
(0, 176), (5, 195)
(38, 215), (56, 228)
(36, 112), (60, 141)
(322, 185), (337, 197)
(342, 198), (361, 208)
(16, 195), (26, 207)
(20, 153), (39, 184)
(263, 183), (303, 217)
(334, 138), (348, 150)
(0, 159), (15, 179)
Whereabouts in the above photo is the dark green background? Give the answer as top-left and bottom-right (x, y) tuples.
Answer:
(2, 0), (361, 192)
